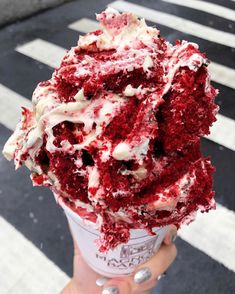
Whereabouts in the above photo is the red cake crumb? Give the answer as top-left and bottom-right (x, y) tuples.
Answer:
(158, 66), (217, 153)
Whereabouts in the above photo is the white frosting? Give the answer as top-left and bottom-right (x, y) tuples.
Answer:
(103, 7), (119, 15)
(121, 165), (147, 181)
(149, 172), (196, 211)
(74, 88), (86, 101)
(29, 92), (126, 155)
(75, 199), (94, 212)
(78, 33), (98, 49)
(143, 54), (153, 71)
(123, 84), (147, 97)
(88, 166), (100, 189)
(112, 142), (131, 161)
(3, 124), (22, 161)
(112, 138), (150, 164)
(100, 141), (112, 162)
(123, 84), (136, 97)
(162, 41), (208, 96)
(95, 10), (159, 50)
(132, 138), (150, 162)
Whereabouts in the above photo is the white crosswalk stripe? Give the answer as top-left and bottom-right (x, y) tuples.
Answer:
(0, 216), (69, 294)
(179, 203), (235, 272)
(16, 39), (67, 69)
(0, 84), (32, 130)
(206, 114), (235, 152)
(69, 18), (235, 90)
(162, 0), (235, 21)
(68, 18), (98, 33)
(16, 39), (66, 68)
(208, 62), (235, 90)
(69, 18), (101, 33)
(108, 0), (235, 48)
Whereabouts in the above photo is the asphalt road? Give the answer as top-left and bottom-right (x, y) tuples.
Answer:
(0, 0), (70, 27)
(0, 0), (234, 293)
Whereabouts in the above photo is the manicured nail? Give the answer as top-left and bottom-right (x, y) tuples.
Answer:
(102, 286), (119, 294)
(134, 267), (152, 284)
(170, 232), (177, 243)
(96, 277), (109, 287)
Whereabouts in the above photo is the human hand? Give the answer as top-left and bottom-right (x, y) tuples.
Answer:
(61, 226), (177, 294)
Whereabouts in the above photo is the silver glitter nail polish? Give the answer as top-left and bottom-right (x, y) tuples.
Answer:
(96, 277), (109, 287)
(134, 267), (152, 284)
(102, 286), (119, 294)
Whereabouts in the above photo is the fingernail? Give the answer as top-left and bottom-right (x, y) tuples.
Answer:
(134, 267), (152, 284)
(96, 277), (109, 287)
(102, 286), (119, 294)
(170, 232), (177, 243)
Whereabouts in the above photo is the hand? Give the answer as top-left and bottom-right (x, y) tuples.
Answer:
(61, 226), (177, 294)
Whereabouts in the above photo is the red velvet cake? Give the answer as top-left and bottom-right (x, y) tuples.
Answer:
(3, 8), (218, 251)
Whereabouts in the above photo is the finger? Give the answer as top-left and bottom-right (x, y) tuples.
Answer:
(73, 248), (103, 293)
(132, 272), (166, 294)
(96, 277), (109, 287)
(163, 225), (177, 245)
(136, 278), (158, 293)
(101, 278), (131, 294)
(130, 243), (177, 292)
(72, 234), (80, 257)
(68, 223), (101, 285)
(102, 243), (177, 294)
(67, 223), (81, 257)
(135, 243), (177, 280)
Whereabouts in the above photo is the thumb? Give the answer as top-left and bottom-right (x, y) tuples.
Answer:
(101, 278), (131, 294)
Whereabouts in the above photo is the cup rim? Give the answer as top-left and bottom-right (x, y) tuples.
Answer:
(59, 198), (96, 225)
(59, 197), (169, 238)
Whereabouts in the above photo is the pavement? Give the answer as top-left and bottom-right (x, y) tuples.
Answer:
(0, 0), (235, 293)
(0, 0), (71, 27)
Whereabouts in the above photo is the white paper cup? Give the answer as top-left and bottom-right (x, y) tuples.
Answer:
(60, 200), (168, 278)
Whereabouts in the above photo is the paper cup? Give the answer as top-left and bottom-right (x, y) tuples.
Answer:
(61, 201), (168, 278)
